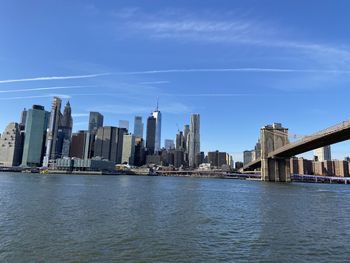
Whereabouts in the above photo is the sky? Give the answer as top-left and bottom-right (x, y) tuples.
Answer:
(1, 0), (350, 161)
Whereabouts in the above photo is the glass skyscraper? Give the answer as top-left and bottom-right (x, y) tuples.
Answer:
(22, 105), (49, 167)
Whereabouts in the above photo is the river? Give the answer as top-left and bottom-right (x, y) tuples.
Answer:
(0, 173), (349, 262)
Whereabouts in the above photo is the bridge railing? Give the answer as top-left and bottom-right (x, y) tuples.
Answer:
(272, 119), (350, 155)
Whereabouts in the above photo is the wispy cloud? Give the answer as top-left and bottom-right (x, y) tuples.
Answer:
(117, 68), (350, 75)
(0, 85), (95, 93)
(0, 73), (109, 84)
(0, 94), (71, 100)
(111, 8), (350, 67)
(139, 80), (170, 85)
(72, 113), (90, 117)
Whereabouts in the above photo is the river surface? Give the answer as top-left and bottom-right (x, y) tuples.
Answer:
(0, 173), (350, 262)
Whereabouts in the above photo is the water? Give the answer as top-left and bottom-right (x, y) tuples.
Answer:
(1, 173), (350, 262)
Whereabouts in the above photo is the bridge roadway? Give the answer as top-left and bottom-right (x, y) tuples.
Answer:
(244, 119), (350, 170)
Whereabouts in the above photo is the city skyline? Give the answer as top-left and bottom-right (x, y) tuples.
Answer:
(1, 1), (350, 161)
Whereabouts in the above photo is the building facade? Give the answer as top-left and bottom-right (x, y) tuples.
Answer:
(0, 123), (23, 167)
(21, 105), (49, 167)
(188, 114), (200, 168)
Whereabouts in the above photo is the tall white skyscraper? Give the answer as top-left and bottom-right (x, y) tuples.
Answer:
(134, 116), (144, 138)
(188, 114), (200, 168)
(43, 97), (62, 167)
(314, 145), (331, 161)
(152, 101), (162, 151)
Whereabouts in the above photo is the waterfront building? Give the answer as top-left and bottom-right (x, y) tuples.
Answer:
(314, 145), (331, 161)
(55, 157), (115, 172)
(298, 158), (313, 175)
(88, 112), (104, 134)
(122, 134), (136, 165)
(174, 150), (185, 168)
(43, 97), (62, 166)
(134, 137), (145, 166)
(134, 116), (144, 138)
(323, 160), (335, 176)
(94, 126), (127, 164)
(235, 161), (244, 170)
(119, 120), (129, 131)
(21, 105), (50, 167)
(208, 151), (231, 169)
(164, 139), (175, 150)
(0, 123), (23, 167)
(70, 130), (91, 159)
(334, 160), (349, 177)
(188, 114), (200, 168)
(146, 115), (156, 154)
(152, 103), (162, 151)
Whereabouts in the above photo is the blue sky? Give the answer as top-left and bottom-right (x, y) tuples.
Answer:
(1, 0), (350, 161)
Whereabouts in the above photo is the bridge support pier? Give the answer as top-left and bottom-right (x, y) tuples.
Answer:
(261, 158), (291, 182)
(261, 123), (291, 182)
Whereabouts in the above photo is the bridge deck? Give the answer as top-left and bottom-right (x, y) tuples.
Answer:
(244, 119), (350, 170)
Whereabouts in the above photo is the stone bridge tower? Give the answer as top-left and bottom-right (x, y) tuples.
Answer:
(260, 123), (291, 182)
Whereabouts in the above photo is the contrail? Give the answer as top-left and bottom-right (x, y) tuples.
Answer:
(0, 85), (95, 93)
(0, 94), (71, 100)
(117, 68), (350, 75)
(0, 73), (109, 84)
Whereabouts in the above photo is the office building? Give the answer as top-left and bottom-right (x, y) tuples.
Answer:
(119, 120), (129, 131)
(243, 150), (254, 166)
(88, 112), (104, 134)
(164, 139), (175, 150)
(21, 105), (50, 167)
(314, 145), (331, 161)
(122, 134), (136, 165)
(184, 125), (190, 152)
(134, 137), (145, 166)
(152, 101), (162, 151)
(43, 97), (62, 166)
(334, 160), (349, 177)
(70, 130), (91, 159)
(188, 114), (200, 168)
(134, 116), (144, 138)
(20, 108), (27, 127)
(0, 123), (23, 167)
(60, 101), (73, 157)
(208, 151), (231, 169)
(146, 115), (156, 154)
(94, 126), (126, 163)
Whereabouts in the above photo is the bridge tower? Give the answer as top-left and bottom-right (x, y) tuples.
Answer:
(260, 123), (291, 182)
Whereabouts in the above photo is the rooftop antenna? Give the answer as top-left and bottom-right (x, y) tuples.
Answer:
(156, 97), (159, 111)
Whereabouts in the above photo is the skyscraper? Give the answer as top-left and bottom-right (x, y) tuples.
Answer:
(146, 115), (156, 154)
(60, 101), (73, 157)
(22, 105), (50, 167)
(152, 101), (162, 151)
(188, 114), (200, 168)
(43, 97), (62, 167)
(134, 116), (144, 138)
(183, 124), (190, 152)
(122, 134), (136, 165)
(93, 126), (127, 163)
(314, 146), (332, 161)
(88, 112), (104, 134)
(20, 108), (27, 127)
(70, 130), (91, 159)
(119, 120), (129, 131)
(0, 123), (23, 167)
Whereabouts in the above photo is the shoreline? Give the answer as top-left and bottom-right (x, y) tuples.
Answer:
(1, 168), (349, 184)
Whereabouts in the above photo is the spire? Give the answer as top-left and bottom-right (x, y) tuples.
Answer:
(66, 100), (70, 107)
(156, 97), (159, 111)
